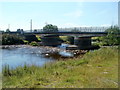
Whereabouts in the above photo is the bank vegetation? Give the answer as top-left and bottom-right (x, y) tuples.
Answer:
(2, 46), (118, 88)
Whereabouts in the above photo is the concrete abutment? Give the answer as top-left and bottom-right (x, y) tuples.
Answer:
(74, 36), (92, 49)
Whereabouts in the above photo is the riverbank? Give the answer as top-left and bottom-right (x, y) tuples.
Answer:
(2, 46), (118, 88)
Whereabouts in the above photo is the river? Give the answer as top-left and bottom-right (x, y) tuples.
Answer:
(1, 45), (76, 71)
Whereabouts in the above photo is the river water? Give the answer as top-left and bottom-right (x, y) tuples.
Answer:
(1, 45), (74, 70)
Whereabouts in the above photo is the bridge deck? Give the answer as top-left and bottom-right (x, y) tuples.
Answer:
(6, 31), (108, 34)
(2, 31), (120, 37)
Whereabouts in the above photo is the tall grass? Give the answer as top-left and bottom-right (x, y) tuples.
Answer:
(0, 73), (2, 89)
(2, 46), (118, 88)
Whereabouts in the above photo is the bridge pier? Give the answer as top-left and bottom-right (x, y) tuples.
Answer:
(41, 35), (62, 46)
(74, 36), (92, 49)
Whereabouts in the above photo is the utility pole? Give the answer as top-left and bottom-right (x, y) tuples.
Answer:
(30, 19), (32, 32)
(8, 24), (10, 30)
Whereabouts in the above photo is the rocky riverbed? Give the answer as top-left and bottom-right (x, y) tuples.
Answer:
(1, 45), (89, 69)
(0, 45), (88, 59)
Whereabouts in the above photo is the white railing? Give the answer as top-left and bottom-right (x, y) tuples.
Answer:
(23, 27), (110, 33)
(58, 27), (110, 32)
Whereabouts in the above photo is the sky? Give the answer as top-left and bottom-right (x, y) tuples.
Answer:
(0, 1), (118, 31)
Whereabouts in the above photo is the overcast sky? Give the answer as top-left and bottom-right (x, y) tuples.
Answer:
(0, 1), (118, 31)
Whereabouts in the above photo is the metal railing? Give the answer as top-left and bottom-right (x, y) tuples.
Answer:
(23, 27), (110, 33)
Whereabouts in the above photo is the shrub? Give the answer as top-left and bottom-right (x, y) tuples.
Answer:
(23, 40), (29, 44)
(36, 35), (41, 42)
(103, 26), (120, 45)
(29, 41), (39, 46)
(2, 34), (24, 45)
(59, 36), (74, 44)
(93, 26), (120, 46)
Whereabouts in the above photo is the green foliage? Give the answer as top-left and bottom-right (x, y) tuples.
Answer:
(59, 36), (74, 44)
(2, 65), (11, 76)
(43, 24), (58, 32)
(29, 41), (39, 46)
(3, 47), (118, 88)
(93, 26), (120, 46)
(2, 34), (24, 45)
(92, 37), (105, 46)
(103, 26), (120, 45)
(17, 29), (23, 33)
(6, 29), (10, 33)
(36, 35), (41, 41)
(23, 40), (29, 44)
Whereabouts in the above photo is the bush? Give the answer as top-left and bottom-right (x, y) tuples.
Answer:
(29, 41), (39, 46)
(93, 26), (120, 46)
(59, 36), (74, 44)
(103, 26), (120, 45)
(23, 40), (29, 44)
(36, 35), (41, 42)
(2, 34), (24, 45)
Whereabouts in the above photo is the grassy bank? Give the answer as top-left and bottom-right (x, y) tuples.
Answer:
(2, 46), (118, 88)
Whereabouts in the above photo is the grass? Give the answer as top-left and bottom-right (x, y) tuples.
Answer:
(2, 46), (118, 88)
(0, 73), (2, 89)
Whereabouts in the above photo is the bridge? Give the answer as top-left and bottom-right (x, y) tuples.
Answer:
(2, 27), (120, 49)
(3, 26), (110, 35)
(5, 31), (107, 49)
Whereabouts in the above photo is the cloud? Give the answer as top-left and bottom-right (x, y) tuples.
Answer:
(64, 10), (83, 18)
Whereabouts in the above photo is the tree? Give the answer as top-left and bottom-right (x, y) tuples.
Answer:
(43, 24), (58, 32)
(101, 26), (120, 45)
(17, 29), (21, 33)
(6, 29), (10, 33)
(2, 34), (24, 45)
(34, 29), (37, 32)
(17, 29), (24, 33)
